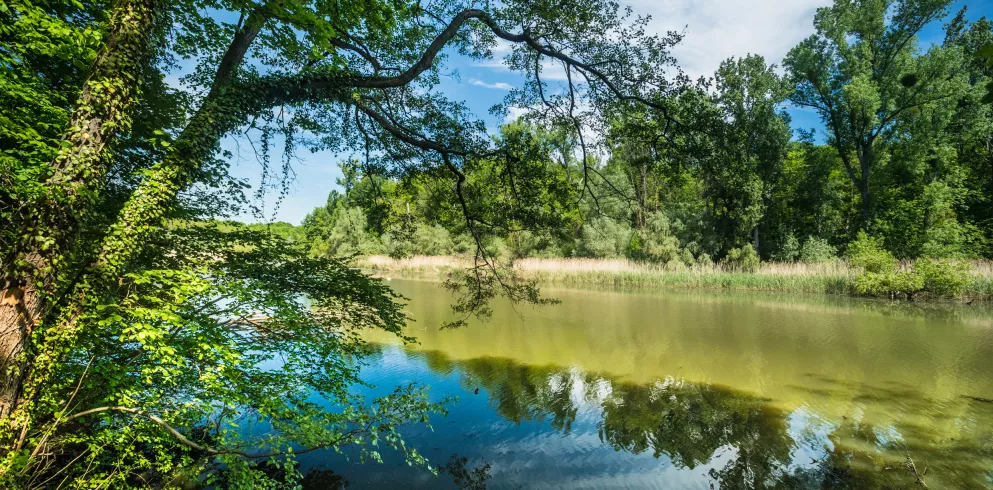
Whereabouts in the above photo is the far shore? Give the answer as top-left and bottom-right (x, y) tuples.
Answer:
(355, 255), (993, 301)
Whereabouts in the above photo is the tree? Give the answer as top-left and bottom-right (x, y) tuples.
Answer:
(704, 54), (791, 254)
(945, 12), (993, 256)
(785, 0), (965, 224)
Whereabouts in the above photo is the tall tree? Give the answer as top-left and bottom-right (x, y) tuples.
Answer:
(784, 0), (964, 224)
(704, 54), (791, 253)
(945, 12), (993, 255)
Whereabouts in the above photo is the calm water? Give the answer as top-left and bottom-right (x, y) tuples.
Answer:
(298, 279), (993, 489)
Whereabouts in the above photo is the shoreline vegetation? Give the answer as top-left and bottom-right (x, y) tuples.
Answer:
(357, 255), (993, 301)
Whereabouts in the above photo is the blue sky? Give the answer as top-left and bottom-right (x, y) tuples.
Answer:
(211, 0), (993, 225)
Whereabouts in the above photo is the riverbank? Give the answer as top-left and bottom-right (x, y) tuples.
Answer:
(356, 255), (993, 300)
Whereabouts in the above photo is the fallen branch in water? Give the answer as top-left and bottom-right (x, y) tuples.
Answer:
(961, 394), (993, 403)
(905, 456), (928, 488)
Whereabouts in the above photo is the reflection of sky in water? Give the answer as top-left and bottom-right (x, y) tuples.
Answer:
(300, 347), (717, 489)
(277, 345), (993, 490)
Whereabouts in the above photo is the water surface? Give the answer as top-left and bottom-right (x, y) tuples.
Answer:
(302, 280), (993, 489)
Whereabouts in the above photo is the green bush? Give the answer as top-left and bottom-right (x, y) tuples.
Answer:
(453, 233), (475, 254)
(914, 258), (973, 297)
(508, 230), (542, 258)
(313, 205), (383, 257)
(852, 270), (924, 297)
(637, 234), (681, 263)
(799, 236), (836, 263)
(849, 256), (973, 299)
(773, 233), (800, 262)
(666, 257), (689, 271)
(722, 243), (760, 273)
(847, 231), (895, 273)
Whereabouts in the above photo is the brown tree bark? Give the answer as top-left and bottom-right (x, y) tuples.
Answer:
(0, 275), (40, 420)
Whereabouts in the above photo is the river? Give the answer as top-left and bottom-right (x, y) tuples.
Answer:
(297, 279), (993, 489)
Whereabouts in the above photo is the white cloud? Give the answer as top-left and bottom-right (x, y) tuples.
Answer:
(489, 38), (515, 55)
(629, 0), (830, 80)
(470, 79), (514, 90)
(475, 0), (829, 81)
(503, 106), (531, 123)
(473, 57), (572, 82)
(537, 59), (571, 81)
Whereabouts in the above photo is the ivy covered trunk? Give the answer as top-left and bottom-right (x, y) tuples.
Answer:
(0, 4), (267, 445)
(0, 0), (157, 432)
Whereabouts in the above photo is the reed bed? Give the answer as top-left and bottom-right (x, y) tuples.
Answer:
(969, 259), (993, 278)
(356, 255), (993, 299)
(358, 255), (853, 294)
(513, 257), (650, 274)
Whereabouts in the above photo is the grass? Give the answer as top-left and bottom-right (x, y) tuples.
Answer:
(356, 255), (993, 300)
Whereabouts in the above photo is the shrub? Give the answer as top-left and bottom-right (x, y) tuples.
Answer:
(666, 257), (689, 271)
(452, 233), (475, 254)
(773, 233), (800, 262)
(799, 236), (836, 263)
(852, 270), (923, 298)
(849, 257), (973, 299)
(722, 243), (760, 273)
(847, 231), (894, 273)
(630, 212), (683, 264)
(915, 258), (974, 297)
(696, 253), (713, 267)
(508, 230), (542, 258)
(483, 236), (510, 260)
(637, 234), (681, 263)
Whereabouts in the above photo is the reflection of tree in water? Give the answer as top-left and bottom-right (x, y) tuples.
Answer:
(412, 349), (989, 489)
(422, 351), (583, 433)
(440, 454), (493, 490)
(598, 377), (793, 489)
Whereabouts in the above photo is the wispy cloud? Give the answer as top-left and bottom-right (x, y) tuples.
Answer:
(470, 79), (514, 90)
(630, 0), (829, 80)
(473, 0), (830, 81)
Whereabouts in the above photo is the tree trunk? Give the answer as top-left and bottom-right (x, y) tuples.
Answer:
(6, 14), (266, 438)
(0, 276), (40, 420)
(0, 0), (158, 427)
(753, 226), (759, 252)
(91, 15), (264, 280)
(859, 146), (873, 225)
(987, 139), (992, 222)
(859, 184), (871, 224)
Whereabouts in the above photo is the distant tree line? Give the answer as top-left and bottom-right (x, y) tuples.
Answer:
(303, 3), (993, 267)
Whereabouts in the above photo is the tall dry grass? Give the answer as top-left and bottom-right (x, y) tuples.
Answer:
(969, 259), (993, 278)
(360, 255), (469, 270)
(512, 257), (649, 274)
(356, 255), (993, 298)
(358, 255), (855, 293)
